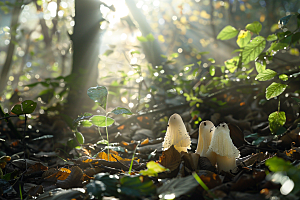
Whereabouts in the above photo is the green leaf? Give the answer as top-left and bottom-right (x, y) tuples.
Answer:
(137, 36), (147, 42)
(86, 180), (107, 199)
(170, 53), (179, 58)
(217, 25), (239, 40)
(267, 34), (278, 42)
(291, 32), (300, 44)
(255, 69), (277, 81)
(270, 35), (292, 51)
(90, 115), (114, 127)
(140, 161), (169, 177)
(120, 176), (156, 197)
(87, 86), (108, 110)
(266, 82), (287, 100)
(292, 97), (300, 104)
(198, 51), (210, 55)
(279, 74), (288, 81)
(268, 111), (286, 134)
(130, 50), (140, 55)
(75, 131), (84, 144)
(255, 62), (266, 73)
(197, 61), (202, 66)
(279, 15), (292, 26)
(11, 100), (37, 115)
(146, 33), (155, 42)
(224, 56), (239, 73)
(80, 120), (93, 127)
(207, 58), (215, 63)
(21, 100), (37, 114)
(242, 36), (266, 64)
(26, 82), (39, 87)
(209, 65), (215, 76)
(1, 6), (10, 14)
(265, 156), (292, 172)
(93, 173), (119, 197)
(245, 21), (262, 35)
(236, 30), (251, 48)
(111, 107), (132, 115)
(103, 49), (114, 56)
(11, 104), (22, 115)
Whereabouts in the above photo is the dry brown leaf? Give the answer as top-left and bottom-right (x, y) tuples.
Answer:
(181, 152), (199, 171)
(238, 152), (273, 168)
(56, 166), (83, 189)
(42, 168), (59, 179)
(25, 163), (48, 175)
(83, 167), (103, 177)
(280, 127), (300, 148)
(95, 151), (137, 162)
(158, 145), (181, 171)
(197, 170), (222, 189)
(141, 138), (149, 145)
(44, 168), (71, 182)
(228, 123), (248, 148)
(28, 185), (44, 198)
(230, 170), (266, 191)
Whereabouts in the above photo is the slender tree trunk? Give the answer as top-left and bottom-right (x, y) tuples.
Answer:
(65, 0), (102, 118)
(0, 1), (22, 95)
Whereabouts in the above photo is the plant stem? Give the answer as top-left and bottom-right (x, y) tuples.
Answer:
(128, 142), (139, 175)
(105, 114), (109, 160)
(23, 114), (27, 159)
(192, 172), (216, 198)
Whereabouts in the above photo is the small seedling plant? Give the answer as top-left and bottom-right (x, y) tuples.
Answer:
(0, 100), (37, 158)
(74, 86), (132, 158)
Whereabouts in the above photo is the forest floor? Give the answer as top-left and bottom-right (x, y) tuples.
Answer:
(0, 93), (300, 200)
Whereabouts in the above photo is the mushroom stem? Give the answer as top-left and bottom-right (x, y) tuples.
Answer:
(206, 150), (217, 166)
(216, 155), (236, 173)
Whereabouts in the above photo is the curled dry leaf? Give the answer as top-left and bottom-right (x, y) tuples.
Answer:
(44, 168), (71, 182)
(181, 152), (199, 171)
(237, 152), (274, 168)
(56, 166), (84, 189)
(25, 163), (48, 175)
(158, 145), (181, 172)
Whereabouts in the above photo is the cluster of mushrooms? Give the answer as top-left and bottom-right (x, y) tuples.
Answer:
(162, 113), (240, 173)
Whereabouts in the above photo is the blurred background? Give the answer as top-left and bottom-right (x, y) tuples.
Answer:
(1, 0), (299, 119)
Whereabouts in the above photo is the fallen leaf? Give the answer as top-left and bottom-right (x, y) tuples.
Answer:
(157, 175), (199, 199)
(28, 185), (44, 198)
(158, 145), (181, 171)
(57, 166), (84, 189)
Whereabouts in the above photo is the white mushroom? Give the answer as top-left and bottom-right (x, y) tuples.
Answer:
(162, 113), (191, 153)
(207, 123), (240, 172)
(195, 120), (215, 159)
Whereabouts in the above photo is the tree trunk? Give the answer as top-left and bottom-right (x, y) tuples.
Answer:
(0, 1), (22, 95)
(65, 0), (102, 118)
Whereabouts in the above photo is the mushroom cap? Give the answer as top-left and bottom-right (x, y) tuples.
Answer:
(208, 123), (239, 158)
(162, 113), (191, 152)
(196, 120), (215, 155)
